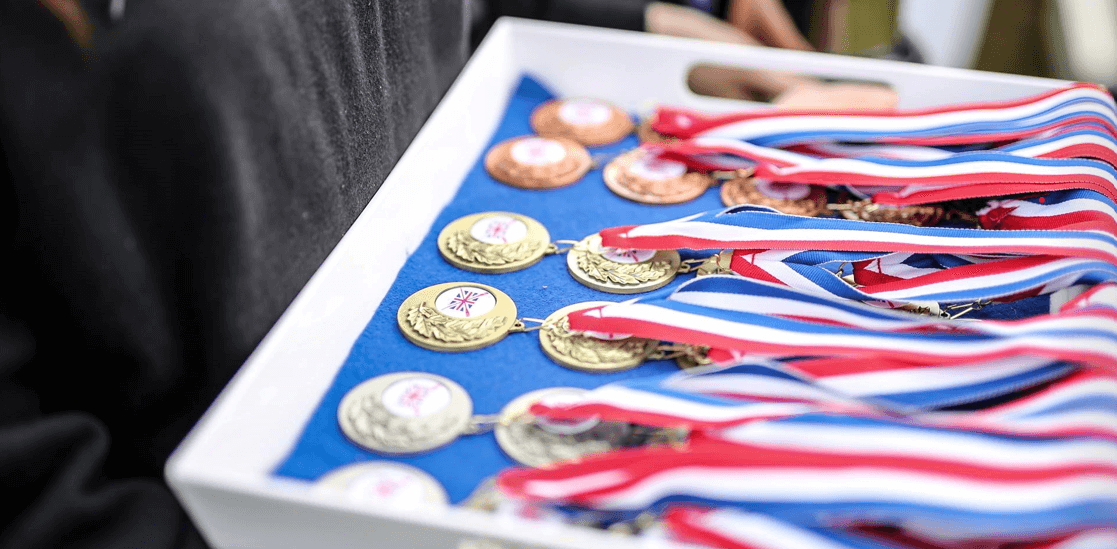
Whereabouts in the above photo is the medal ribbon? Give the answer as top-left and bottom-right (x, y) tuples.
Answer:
(496, 433), (1117, 541)
(979, 189), (1117, 235)
(651, 82), (1117, 147)
(731, 249), (1117, 308)
(597, 205), (1117, 265)
(654, 138), (1117, 205)
(565, 276), (1117, 370)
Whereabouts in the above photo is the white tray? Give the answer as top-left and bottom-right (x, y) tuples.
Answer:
(165, 17), (1069, 549)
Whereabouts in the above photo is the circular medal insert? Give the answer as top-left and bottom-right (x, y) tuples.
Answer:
(397, 282), (518, 352)
(604, 149), (714, 205)
(337, 372), (473, 455)
(530, 98), (635, 147)
(567, 233), (681, 294)
(495, 387), (631, 467)
(539, 302), (658, 373)
(720, 176), (828, 217)
(484, 135), (592, 189)
(314, 461), (449, 508)
(437, 212), (551, 274)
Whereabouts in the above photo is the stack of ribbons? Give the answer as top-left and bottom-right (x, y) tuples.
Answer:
(491, 83), (1117, 549)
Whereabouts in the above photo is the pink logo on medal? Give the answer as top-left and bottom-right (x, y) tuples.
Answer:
(470, 216), (527, 244)
(755, 179), (811, 200)
(434, 286), (497, 318)
(511, 137), (567, 166)
(347, 469), (426, 508)
(558, 100), (612, 126)
(381, 377), (452, 418)
(629, 154), (687, 181)
(601, 246), (655, 264)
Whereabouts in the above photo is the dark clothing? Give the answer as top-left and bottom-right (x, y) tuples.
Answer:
(1, 0), (679, 547)
(1, 0), (469, 546)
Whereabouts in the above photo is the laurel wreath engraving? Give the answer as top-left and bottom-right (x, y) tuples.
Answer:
(343, 394), (460, 451)
(406, 303), (506, 343)
(445, 230), (541, 266)
(572, 239), (672, 286)
(542, 316), (651, 366)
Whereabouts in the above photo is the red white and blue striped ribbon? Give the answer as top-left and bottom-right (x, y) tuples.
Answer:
(530, 357), (1075, 427)
(662, 507), (903, 549)
(979, 189), (1117, 235)
(651, 82), (1117, 147)
(597, 205), (1117, 265)
(565, 276), (1117, 370)
(496, 434), (1117, 541)
(787, 127), (1117, 171)
(731, 249), (1117, 308)
(654, 138), (1117, 205)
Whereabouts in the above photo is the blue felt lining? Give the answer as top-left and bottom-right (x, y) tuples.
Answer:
(274, 76), (727, 503)
(273, 75), (1047, 503)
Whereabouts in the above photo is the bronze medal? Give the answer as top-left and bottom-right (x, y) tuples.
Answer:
(603, 149), (714, 205)
(636, 116), (677, 145)
(530, 99), (635, 147)
(720, 176), (828, 216)
(484, 135), (592, 189)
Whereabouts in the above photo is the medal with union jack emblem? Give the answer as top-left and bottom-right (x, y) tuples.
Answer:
(567, 234), (681, 294)
(397, 282), (518, 352)
(484, 135), (592, 189)
(437, 212), (552, 274)
(530, 98), (635, 147)
(337, 372), (474, 455)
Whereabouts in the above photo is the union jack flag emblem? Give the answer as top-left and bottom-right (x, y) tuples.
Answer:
(484, 219), (514, 243)
(446, 289), (482, 317)
(610, 248), (644, 262)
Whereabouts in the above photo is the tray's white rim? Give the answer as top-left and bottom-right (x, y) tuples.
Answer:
(167, 17), (1071, 549)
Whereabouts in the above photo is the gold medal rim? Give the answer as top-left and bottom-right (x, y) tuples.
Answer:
(494, 386), (594, 467)
(483, 135), (592, 189)
(720, 176), (828, 216)
(313, 461), (450, 506)
(530, 99), (635, 147)
(566, 234), (681, 294)
(336, 371), (474, 455)
(603, 149), (713, 205)
(436, 211), (552, 274)
(538, 301), (659, 373)
(396, 282), (518, 352)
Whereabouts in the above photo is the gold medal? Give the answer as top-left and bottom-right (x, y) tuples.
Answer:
(484, 135), (591, 189)
(397, 282), (518, 352)
(494, 387), (634, 467)
(530, 98), (635, 147)
(603, 149), (715, 205)
(313, 462), (448, 508)
(566, 233), (681, 294)
(437, 212), (552, 274)
(538, 302), (658, 373)
(720, 176), (828, 216)
(338, 372), (473, 455)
